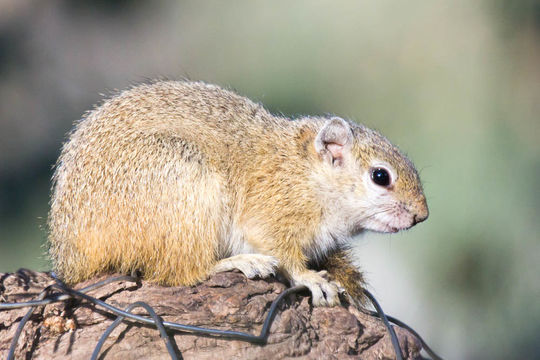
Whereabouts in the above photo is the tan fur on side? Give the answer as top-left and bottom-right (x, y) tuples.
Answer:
(48, 81), (428, 305)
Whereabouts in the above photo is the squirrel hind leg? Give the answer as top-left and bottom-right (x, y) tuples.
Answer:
(211, 254), (279, 279)
(317, 249), (368, 305)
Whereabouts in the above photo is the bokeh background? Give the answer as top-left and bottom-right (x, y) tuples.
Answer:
(1, 1), (539, 358)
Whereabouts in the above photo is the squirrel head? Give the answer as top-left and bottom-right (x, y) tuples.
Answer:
(311, 117), (428, 234)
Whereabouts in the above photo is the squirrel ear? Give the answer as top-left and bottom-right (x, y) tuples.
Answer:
(315, 117), (353, 166)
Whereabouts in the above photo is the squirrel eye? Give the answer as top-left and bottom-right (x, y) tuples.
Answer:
(371, 168), (391, 187)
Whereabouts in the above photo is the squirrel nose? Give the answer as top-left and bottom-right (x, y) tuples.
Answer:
(411, 200), (429, 225)
(412, 213), (426, 225)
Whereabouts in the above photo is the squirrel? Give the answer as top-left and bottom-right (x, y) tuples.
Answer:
(48, 80), (428, 306)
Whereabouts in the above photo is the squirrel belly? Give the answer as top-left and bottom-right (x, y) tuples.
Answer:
(48, 80), (428, 306)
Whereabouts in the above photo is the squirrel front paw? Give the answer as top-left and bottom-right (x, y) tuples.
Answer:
(291, 270), (342, 306)
(211, 254), (279, 279)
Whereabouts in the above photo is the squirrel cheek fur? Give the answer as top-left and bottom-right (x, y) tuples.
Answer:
(48, 81), (428, 307)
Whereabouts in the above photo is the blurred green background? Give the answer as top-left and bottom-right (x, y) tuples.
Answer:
(1, 1), (538, 358)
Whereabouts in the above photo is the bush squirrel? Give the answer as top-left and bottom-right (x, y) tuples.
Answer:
(48, 81), (428, 306)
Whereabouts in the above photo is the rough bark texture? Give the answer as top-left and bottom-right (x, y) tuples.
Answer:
(0, 270), (422, 359)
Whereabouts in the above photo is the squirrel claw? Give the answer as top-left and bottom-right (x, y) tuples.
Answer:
(292, 270), (341, 307)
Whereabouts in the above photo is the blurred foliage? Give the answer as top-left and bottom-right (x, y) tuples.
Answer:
(0, 1), (539, 359)
(493, 0), (540, 32)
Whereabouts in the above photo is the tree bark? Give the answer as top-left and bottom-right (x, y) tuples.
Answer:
(0, 270), (422, 359)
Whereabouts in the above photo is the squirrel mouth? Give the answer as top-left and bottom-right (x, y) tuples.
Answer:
(364, 219), (403, 233)
(381, 225), (399, 233)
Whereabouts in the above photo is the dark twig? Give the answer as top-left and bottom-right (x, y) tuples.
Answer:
(363, 289), (444, 360)
(91, 301), (179, 360)
(364, 289), (404, 360)
(384, 314), (443, 360)
(51, 276), (306, 343)
(6, 286), (52, 360)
